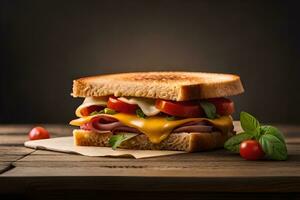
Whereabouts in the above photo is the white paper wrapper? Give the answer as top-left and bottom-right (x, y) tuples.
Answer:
(24, 137), (186, 159)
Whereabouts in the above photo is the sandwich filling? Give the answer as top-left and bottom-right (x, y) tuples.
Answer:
(70, 96), (234, 144)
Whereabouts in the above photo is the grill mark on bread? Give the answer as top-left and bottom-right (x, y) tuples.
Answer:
(122, 73), (200, 82)
(72, 71), (244, 101)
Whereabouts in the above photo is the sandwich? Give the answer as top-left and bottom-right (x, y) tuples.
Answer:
(70, 72), (244, 152)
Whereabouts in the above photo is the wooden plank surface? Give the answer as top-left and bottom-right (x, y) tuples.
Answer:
(0, 124), (73, 136)
(0, 124), (299, 194)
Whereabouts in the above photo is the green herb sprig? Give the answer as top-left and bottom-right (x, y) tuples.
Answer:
(136, 108), (146, 118)
(109, 133), (137, 150)
(103, 108), (117, 115)
(224, 111), (288, 160)
(200, 101), (217, 119)
(89, 108), (117, 116)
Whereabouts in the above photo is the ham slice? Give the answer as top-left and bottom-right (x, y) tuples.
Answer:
(81, 116), (122, 133)
(173, 121), (213, 133)
(173, 125), (213, 133)
(112, 126), (141, 134)
(81, 116), (213, 134)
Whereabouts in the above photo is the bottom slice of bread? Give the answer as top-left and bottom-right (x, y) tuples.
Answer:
(73, 129), (233, 152)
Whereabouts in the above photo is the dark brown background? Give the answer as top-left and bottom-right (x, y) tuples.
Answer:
(1, 0), (299, 124)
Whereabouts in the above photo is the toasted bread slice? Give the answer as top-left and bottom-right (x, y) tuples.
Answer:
(72, 72), (244, 101)
(73, 129), (233, 152)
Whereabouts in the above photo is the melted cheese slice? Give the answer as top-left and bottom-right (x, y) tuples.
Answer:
(118, 97), (160, 116)
(70, 113), (233, 144)
(75, 97), (108, 117)
(75, 96), (160, 117)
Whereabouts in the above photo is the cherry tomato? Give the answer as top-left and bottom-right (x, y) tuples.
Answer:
(29, 127), (50, 140)
(155, 99), (203, 118)
(80, 105), (103, 116)
(207, 97), (235, 115)
(239, 140), (264, 160)
(107, 97), (139, 114)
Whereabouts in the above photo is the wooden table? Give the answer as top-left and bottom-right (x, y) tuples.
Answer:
(0, 123), (299, 200)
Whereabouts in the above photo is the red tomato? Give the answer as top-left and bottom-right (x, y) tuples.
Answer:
(155, 100), (203, 118)
(207, 97), (235, 115)
(239, 140), (264, 160)
(80, 105), (103, 116)
(29, 127), (50, 140)
(107, 97), (138, 114)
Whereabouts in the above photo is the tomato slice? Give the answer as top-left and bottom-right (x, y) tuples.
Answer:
(107, 97), (139, 114)
(207, 97), (234, 115)
(155, 98), (234, 118)
(80, 105), (103, 116)
(155, 100), (203, 118)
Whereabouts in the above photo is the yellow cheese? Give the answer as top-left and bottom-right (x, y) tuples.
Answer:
(70, 113), (233, 144)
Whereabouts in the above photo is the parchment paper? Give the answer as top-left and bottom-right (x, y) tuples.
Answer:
(24, 137), (186, 159)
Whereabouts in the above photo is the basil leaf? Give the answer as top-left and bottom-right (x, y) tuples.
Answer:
(240, 111), (260, 136)
(260, 125), (285, 143)
(109, 135), (125, 150)
(136, 108), (146, 118)
(104, 108), (117, 115)
(259, 134), (288, 160)
(224, 132), (254, 153)
(89, 111), (99, 116)
(89, 109), (105, 116)
(108, 133), (137, 150)
(200, 101), (217, 119)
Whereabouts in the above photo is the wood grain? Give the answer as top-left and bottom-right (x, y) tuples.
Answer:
(0, 146), (34, 155)
(0, 163), (12, 174)
(0, 146), (34, 175)
(5, 163), (300, 177)
(0, 124), (299, 195)
(0, 124), (73, 136)
(1, 173), (299, 193)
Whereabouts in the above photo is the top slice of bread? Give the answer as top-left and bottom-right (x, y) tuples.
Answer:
(72, 71), (244, 101)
